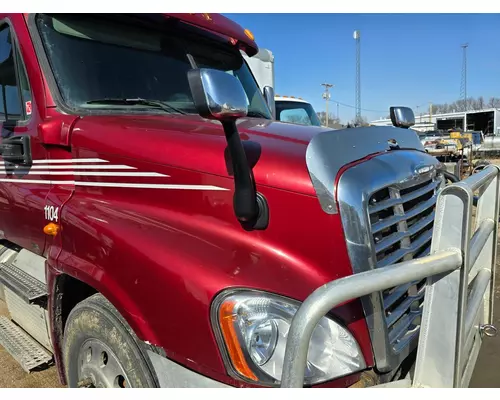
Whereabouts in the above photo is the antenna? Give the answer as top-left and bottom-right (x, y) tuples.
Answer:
(354, 30), (361, 124)
(460, 43), (468, 111)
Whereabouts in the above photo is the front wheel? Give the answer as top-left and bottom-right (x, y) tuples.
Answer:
(63, 293), (158, 388)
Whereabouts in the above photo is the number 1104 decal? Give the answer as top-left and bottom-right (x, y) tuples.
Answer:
(44, 205), (59, 222)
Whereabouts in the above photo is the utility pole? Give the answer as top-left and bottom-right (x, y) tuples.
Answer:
(460, 43), (468, 111)
(337, 102), (340, 123)
(321, 83), (333, 127)
(429, 102), (433, 125)
(354, 30), (361, 124)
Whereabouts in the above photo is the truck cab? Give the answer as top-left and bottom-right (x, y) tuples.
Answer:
(0, 13), (496, 389)
(274, 95), (323, 127)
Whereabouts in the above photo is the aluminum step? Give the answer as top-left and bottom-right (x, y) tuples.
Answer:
(0, 316), (52, 372)
(0, 262), (47, 306)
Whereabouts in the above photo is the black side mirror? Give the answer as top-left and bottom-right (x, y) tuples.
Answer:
(390, 106), (415, 129)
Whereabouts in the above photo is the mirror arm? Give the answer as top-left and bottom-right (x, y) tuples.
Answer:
(222, 120), (260, 223)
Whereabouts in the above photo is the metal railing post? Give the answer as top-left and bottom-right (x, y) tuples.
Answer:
(412, 182), (472, 388)
(472, 166), (500, 324)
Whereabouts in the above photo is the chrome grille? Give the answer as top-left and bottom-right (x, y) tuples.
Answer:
(368, 174), (441, 353)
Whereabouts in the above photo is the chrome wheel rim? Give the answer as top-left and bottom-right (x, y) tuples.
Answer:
(77, 338), (129, 388)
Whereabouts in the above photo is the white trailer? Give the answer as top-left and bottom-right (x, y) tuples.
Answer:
(242, 49), (323, 127)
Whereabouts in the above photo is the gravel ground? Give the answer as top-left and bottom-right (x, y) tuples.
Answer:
(469, 253), (500, 387)
(0, 301), (64, 388)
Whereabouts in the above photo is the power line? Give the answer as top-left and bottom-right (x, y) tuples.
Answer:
(332, 100), (386, 114)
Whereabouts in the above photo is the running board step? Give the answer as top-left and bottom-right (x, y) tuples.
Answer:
(0, 316), (52, 372)
(0, 262), (47, 306)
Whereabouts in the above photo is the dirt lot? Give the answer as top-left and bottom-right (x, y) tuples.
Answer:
(468, 260), (500, 387)
(0, 301), (64, 388)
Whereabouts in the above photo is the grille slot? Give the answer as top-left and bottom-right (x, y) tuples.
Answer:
(368, 175), (441, 352)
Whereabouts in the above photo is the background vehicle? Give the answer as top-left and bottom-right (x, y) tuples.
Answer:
(0, 13), (496, 389)
(274, 95), (323, 127)
(241, 48), (322, 126)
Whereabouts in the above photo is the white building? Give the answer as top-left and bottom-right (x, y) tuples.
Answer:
(370, 108), (500, 135)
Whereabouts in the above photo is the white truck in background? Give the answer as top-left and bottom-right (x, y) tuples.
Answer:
(242, 48), (323, 127)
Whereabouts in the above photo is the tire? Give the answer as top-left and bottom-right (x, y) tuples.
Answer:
(63, 293), (159, 388)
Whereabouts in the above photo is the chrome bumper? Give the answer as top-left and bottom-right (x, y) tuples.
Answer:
(147, 351), (230, 388)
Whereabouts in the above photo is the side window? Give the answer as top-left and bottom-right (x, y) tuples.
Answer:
(0, 24), (32, 122)
(279, 107), (312, 126)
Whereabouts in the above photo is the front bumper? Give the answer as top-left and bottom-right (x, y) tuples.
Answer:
(147, 351), (230, 388)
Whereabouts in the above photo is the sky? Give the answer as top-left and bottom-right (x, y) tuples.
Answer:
(224, 13), (500, 123)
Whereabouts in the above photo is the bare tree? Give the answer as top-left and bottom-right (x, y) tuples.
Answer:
(469, 98), (478, 111)
(429, 96), (498, 115)
(350, 116), (368, 126)
(380, 95), (494, 120)
(477, 96), (485, 110)
(316, 111), (340, 127)
(286, 114), (312, 125)
(488, 97), (500, 108)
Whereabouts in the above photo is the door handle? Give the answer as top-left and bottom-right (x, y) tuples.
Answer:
(0, 135), (32, 166)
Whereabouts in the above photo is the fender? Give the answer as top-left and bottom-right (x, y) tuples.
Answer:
(51, 178), (373, 384)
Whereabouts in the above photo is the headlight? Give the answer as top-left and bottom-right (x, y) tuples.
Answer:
(211, 290), (366, 386)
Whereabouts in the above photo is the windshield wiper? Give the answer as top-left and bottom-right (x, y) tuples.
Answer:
(85, 98), (187, 115)
(246, 110), (270, 119)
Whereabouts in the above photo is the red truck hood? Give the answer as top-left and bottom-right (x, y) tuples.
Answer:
(72, 114), (332, 196)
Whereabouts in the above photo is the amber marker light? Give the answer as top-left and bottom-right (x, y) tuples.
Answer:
(218, 301), (258, 381)
(43, 223), (60, 236)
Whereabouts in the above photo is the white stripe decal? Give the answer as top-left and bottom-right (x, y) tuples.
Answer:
(33, 158), (109, 164)
(0, 179), (73, 185)
(0, 179), (228, 191)
(0, 158), (109, 165)
(27, 171), (169, 177)
(28, 165), (136, 170)
(75, 182), (229, 190)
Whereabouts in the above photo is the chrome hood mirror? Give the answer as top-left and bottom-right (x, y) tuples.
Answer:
(187, 68), (248, 121)
(390, 106), (415, 129)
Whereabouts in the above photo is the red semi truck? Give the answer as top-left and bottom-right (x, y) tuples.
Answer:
(0, 13), (498, 389)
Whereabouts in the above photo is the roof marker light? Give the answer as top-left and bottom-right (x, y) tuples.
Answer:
(244, 29), (255, 41)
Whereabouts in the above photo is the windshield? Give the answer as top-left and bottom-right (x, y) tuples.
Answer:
(35, 14), (271, 119)
(275, 101), (322, 127)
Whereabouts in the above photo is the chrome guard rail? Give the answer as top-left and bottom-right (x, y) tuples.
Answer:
(280, 165), (500, 388)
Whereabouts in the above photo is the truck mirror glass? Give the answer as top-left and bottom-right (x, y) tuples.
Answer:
(263, 86), (276, 119)
(187, 68), (248, 121)
(390, 106), (415, 129)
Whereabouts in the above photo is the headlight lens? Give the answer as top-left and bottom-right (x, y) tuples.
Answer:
(211, 290), (366, 386)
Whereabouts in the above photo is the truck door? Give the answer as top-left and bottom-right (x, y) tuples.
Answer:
(0, 18), (49, 255)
